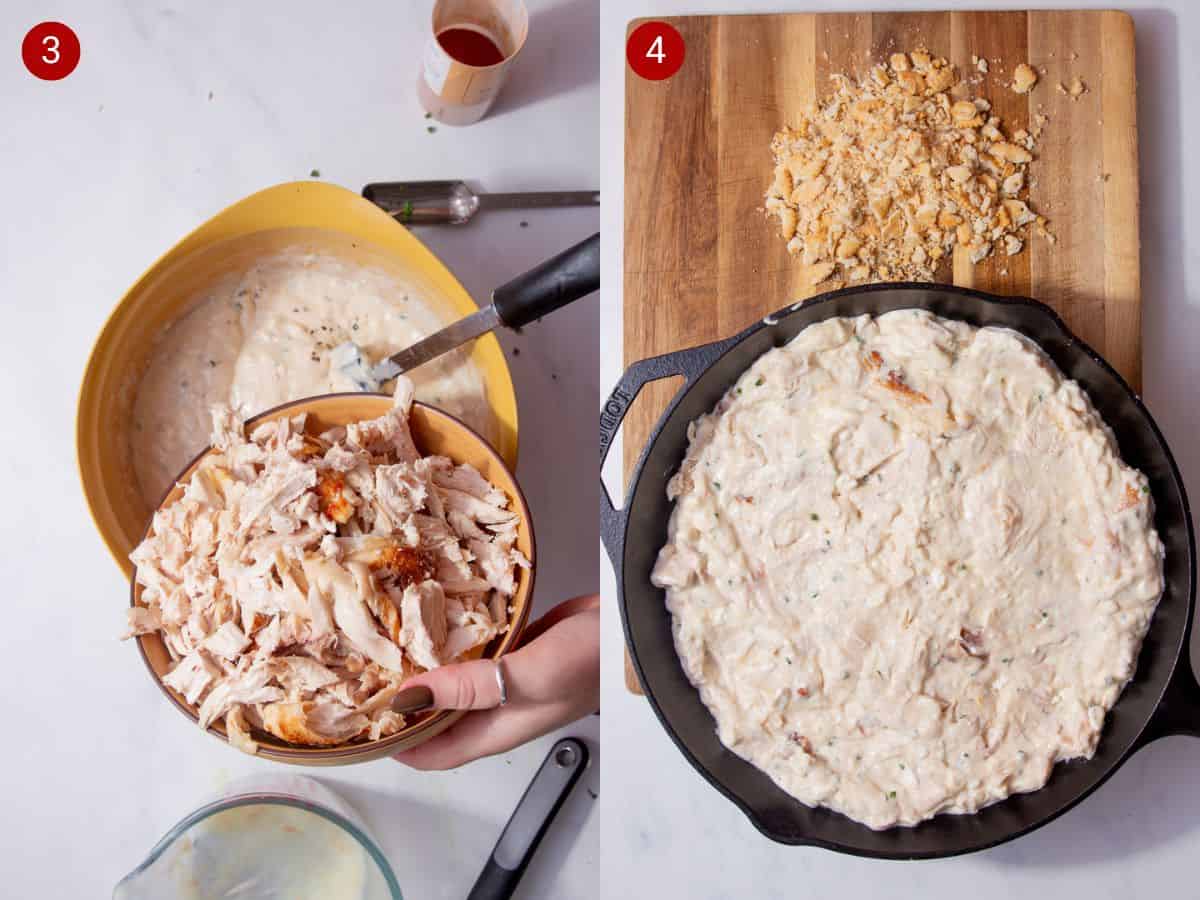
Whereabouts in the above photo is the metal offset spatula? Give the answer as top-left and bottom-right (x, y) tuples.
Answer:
(334, 232), (599, 392)
(363, 180), (599, 225)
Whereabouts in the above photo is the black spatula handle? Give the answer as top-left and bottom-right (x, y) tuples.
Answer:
(466, 738), (589, 900)
(492, 233), (599, 329)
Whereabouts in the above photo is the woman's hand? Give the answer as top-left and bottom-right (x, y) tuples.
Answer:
(392, 594), (599, 770)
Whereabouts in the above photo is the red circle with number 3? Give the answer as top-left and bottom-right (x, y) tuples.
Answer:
(627, 21), (684, 81)
(22, 22), (80, 81)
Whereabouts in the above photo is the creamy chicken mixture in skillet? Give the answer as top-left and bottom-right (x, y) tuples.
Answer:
(124, 382), (527, 752)
(132, 250), (493, 506)
(652, 310), (1163, 829)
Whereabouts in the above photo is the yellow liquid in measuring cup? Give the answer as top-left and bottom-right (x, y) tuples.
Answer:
(116, 803), (372, 899)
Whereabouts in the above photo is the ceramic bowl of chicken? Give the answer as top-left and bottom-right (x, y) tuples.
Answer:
(129, 393), (534, 765)
(79, 181), (519, 579)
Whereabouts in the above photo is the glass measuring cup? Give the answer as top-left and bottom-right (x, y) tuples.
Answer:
(113, 774), (402, 899)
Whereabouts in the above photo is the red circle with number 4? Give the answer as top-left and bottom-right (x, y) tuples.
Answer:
(22, 22), (80, 81)
(627, 21), (684, 81)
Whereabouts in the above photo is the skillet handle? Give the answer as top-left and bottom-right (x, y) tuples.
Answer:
(1136, 657), (1200, 746)
(599, 337), (735, 576)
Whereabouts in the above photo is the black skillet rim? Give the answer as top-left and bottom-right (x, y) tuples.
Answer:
(614, 281), (1196, 859)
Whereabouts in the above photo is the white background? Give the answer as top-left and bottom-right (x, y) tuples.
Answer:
(0, 0), (598, 896)
(600, 2), (1200, 899)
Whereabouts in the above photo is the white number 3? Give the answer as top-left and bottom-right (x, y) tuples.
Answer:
(42, 34), (60, 65)
(646, 34), (665, 64)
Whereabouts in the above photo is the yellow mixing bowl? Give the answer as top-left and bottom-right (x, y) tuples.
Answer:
(77, 181), (518, 577)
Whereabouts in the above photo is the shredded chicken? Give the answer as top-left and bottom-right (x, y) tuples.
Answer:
(124, 381), (521, 752)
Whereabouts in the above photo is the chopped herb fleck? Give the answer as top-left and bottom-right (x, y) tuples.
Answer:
(887, 791), (897, 800)
(426, 125), (437, 134)
(1042, 611), (1049, 618)
(1001, 657), (1013, 664)
(713, 481), (721, 490)
(1035, 569), (1044, 577)
(811, 591), (819, 599)
(310, 168), (320, 177)
(898, 762), (906, 769)
(1142, 484), (1151, 494)
(810, 513), (819, 521)
(400, 200), (415, 221)
(755, 376), (765, 386)
(424, 111), (432, 119)
(207, 359), (216, 368)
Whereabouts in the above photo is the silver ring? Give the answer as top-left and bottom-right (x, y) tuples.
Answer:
(494, 658), (509, 707)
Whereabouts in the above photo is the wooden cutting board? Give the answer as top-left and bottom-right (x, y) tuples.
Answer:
(622, 9), (1140, 692)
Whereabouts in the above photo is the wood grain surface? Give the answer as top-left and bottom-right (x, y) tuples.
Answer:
(622, 10), (1140, 692)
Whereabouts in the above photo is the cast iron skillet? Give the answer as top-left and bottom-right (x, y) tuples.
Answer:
(600, 283), (1197, 859)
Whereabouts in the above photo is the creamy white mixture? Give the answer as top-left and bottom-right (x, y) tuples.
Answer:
(132, 251), (493, 506)
(652, 310), (1164, 829)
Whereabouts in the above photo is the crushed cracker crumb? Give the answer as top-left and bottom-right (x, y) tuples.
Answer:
(1057, 76), (1088, 101)
(1011, 63), (1038, 94)
(766, 49), (1050, 285)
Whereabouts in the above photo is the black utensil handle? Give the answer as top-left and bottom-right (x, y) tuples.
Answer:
(466, 738), (589, 900)
(467, 858), (520, 900)
(492, 233), (599, 329)
(599, 337), (736, 576)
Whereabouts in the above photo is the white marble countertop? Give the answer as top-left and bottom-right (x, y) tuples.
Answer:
(600, 2), (1200, 897)
(0, 0), (598, 896)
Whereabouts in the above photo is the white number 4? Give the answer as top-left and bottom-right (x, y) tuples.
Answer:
(646, 34), (665, 64)
(42, 34), (60, 65)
